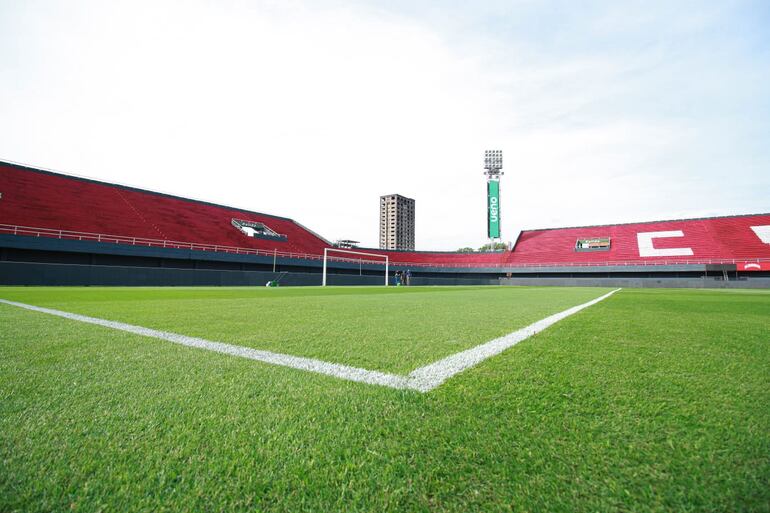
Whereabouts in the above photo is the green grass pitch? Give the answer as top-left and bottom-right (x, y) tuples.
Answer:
(1, 286), (768, 512)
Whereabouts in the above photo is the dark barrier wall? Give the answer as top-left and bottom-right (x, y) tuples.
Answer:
(0, 261), (386, 287)
(1, 261), (768, 288)
(499, 276), (770, 289)
(408, 276), (499, 286)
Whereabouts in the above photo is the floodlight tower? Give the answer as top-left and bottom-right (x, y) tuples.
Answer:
(483, 150), (503, 243)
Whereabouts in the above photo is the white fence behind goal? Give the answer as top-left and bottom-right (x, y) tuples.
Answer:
(322, 248), (389, 286)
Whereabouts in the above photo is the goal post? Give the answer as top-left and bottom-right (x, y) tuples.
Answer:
(322, 248), (389, 286)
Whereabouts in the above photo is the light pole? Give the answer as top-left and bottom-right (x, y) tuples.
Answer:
(484, 150), (503, 245)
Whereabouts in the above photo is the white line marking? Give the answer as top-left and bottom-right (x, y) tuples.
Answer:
(407, 288), (621, 391)
(0, 288), (621, 392)
(0, 299), (412, 390)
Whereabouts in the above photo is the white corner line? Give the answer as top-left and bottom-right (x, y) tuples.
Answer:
(406, 288), (621, 391)
(0, 288), (621, 393)
(0, 298), (413, 391)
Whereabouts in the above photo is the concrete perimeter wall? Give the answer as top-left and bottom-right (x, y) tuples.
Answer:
(0, 262), (503, 287)
(0, 261), (382, 287)
(499, 276), (770, 289)
(1, 261), (768, 289)
(0, 256), (770, 288)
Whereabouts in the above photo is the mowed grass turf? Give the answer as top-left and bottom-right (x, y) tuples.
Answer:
(0, 286), (612, 373)
(0, 286), (768, 512)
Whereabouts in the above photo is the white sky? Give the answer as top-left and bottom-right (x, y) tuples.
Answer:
(1, 0), (768, 249)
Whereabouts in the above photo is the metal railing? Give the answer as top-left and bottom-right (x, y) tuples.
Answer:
(1, 223), (767, 269)
(0, 224), (322, 260)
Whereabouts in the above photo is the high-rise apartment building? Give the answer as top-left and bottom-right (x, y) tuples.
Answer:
(379, 194), (415, 250)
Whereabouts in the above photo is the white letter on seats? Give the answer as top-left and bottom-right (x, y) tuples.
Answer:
(751, 225), (770, 244)
(637, 230), (693, 257)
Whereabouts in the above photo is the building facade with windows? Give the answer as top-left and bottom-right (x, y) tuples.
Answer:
(379, 194), (415, 250)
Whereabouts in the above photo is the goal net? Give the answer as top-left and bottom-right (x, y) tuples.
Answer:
(322, 248), (389, 286)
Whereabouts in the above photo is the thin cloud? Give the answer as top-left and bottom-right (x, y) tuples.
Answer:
(0, 0), (767, 249)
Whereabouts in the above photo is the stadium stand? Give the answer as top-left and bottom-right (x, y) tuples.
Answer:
(358, 215), (770, 267)
(0, 161), (330, 256)
(1, 160), (769, 287)
(364, 249), (508, 267)
(502, 215), (770, 267)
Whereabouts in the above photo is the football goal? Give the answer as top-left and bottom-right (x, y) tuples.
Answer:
(322, 248), (389, 286)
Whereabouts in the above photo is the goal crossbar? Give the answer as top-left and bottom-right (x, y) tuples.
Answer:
(322, 248), (389, 286)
